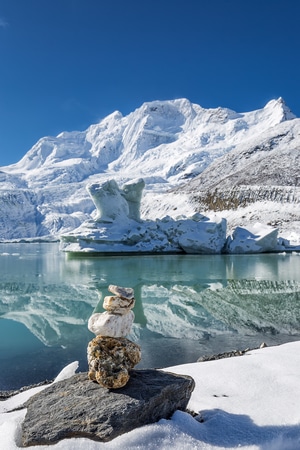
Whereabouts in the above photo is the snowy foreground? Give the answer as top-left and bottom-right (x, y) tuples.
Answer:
(1, 342), (300, 450)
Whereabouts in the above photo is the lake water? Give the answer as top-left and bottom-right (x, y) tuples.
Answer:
(0, 243), (300, 390)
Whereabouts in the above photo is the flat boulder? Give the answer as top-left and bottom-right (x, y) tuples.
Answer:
(22, 369), (195, 446)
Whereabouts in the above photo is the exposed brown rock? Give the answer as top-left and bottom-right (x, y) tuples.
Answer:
(87, 335), (141, 388)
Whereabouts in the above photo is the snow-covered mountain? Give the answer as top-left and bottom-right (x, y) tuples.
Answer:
(0, 97), (299, 242)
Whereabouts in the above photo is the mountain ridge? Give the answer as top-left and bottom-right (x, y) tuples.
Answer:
(0, 97), (299, 243)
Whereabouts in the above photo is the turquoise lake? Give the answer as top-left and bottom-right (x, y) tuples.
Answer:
(0, 243), (300, 390)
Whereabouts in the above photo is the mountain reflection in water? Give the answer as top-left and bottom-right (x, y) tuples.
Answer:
(0, 243), (300, 390)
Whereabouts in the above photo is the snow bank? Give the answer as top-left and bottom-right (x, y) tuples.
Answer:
(1, 341), (300, 449)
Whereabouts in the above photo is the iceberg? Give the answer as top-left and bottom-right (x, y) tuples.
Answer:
(60, 179), (228, 254)
(225, 223), (279, 254)
(225, 222), (300, 254)
(60, 179), (300, 255)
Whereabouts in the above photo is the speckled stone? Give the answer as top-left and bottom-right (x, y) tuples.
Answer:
(103, 295), (135, 314)
(88, 310), (134, 337)
(108, 284), (134, 299)
(87, 336), (141, 388)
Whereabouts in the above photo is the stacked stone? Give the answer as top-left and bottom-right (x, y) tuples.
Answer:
(87, 285), (141, 389)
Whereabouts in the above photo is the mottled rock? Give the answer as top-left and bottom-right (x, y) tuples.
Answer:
(88, 310), (134, 337)
(87, 336), (141, 388)
(108, 284), (134, 299)
(103, 295), (135, 314)
(22, 370), (195, 446)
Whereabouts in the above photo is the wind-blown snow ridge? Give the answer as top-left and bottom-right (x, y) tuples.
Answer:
(0, 97), (299, 243)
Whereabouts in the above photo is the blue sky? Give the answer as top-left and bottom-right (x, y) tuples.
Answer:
(0, 0), (299, 166)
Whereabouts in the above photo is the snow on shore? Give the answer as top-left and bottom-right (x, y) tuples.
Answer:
(1, 342), (300, 449)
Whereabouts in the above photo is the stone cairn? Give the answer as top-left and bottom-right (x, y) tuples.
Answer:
(87, 285), (141, 389)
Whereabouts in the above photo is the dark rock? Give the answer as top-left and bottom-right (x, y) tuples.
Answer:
(22, 369), (195, 446)
(197, 343), (268, 362)
(0, 380), (52, 401)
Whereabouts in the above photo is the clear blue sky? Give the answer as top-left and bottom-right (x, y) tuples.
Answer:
(0, 0), (299, 166)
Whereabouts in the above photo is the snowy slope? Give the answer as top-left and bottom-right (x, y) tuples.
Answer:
(179, 112), (300, 240)
(2, 342), (300, 449)
(0, 97), (298, 241)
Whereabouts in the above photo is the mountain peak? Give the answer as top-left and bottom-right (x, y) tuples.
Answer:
(264, 97), (296, 122)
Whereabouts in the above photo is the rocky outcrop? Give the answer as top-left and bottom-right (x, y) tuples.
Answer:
(190, 185), (300, 211)
(22, 369), (195, 446)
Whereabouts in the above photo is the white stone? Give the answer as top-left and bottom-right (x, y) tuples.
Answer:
(88, 310), (134, 337)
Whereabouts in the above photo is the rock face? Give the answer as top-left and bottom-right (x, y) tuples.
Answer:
(22, 370), (195, 446)
(87, 336), (141, 388)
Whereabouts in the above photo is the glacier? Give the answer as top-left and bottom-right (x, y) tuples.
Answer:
(0, 96), (299, 252)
